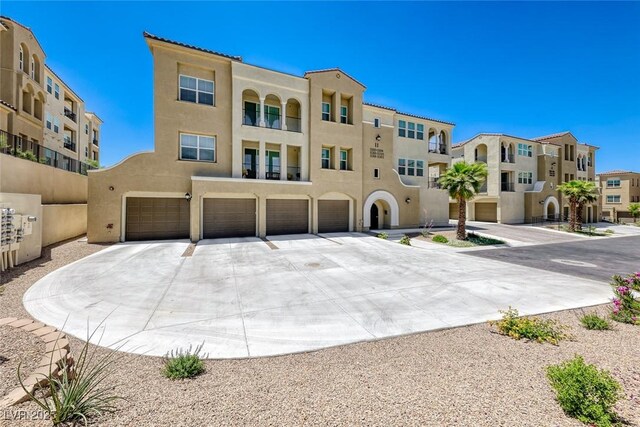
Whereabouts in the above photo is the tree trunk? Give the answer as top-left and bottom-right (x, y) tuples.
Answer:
(576, 203), (584, 231)
(569, 199), (577, 232)
(457, 197), (467, 240)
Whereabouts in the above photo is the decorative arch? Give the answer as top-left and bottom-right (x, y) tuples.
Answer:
(544, 196), (560, 219)
(19, 43), (30, 73)
(31, 54), (41, 82)
(363, 190), (400, 228)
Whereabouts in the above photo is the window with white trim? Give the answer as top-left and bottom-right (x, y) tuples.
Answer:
(398, 120), (406, 137)
(30, 57), (35, 79)
(19, 46), (23, 71)
(339, 149), (349, 170)
(416, 160), (424, 176)
(606, 195), (621, 203)
(54, 83), (60, 100)
(340, 106), (348, 124)
(606, 179), (620, 188)
(417, 123), (424, 140)
(517, 143), (533, 157)
(46, 76), (52, 94)
(374, 118), (380, 128)
(322, 102), (331, 121)
(398, 158), (406, 175)
(85, 124), (89, 134)
(179, 75), (214, 105)
(53, 117), (59, 133)
(321, 147), (331, 169)
(407, 122), (415, 139)
(518, 171), (533, 184)
(45, 112), (52, 130)
(179, 133), (215, 162)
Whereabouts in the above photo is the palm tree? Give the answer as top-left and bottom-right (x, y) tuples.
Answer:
(439, 161), (488, 240)
(629, 202), (640, 223)
(557, 180), (598, 232)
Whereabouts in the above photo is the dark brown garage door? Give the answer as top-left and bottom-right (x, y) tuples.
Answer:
(202, 198), (256, 239)
(318, 200), (349, 233)
(125, 197), (190, 241)
(475, 202), (497, 222)
(266, 199), (308, 235)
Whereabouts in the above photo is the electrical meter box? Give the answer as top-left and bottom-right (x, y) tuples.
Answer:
(21, 215), (34, 236)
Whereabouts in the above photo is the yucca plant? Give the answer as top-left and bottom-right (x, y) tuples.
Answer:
(18, 322), (123, 426)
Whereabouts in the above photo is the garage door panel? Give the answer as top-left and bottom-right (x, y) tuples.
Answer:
(125, 197), (190, 241)
(475, 202), (497, 222)
(266, 199), (308, 235)
(318, 200), (349, 233)
(449, 203), (459, 220)
(203, 198), (256, 239)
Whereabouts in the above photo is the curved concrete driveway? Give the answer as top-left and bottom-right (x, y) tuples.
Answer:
(24, 233), (612, 358)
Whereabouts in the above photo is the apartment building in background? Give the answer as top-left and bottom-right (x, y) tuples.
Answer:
(0, 15), (101, 174)
(451, 131), (599, 223)
(87, 32), (453, 242)
(598, 170), (640, 223)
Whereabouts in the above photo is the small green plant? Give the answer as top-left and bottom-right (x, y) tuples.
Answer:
(399, 234), (411, 246)
(579, 312), (611, 330)
(491, 307), (570, 345)
(547, 355), (622, 427)
(15, 149), (38, 162)
(376, 232), (388, 240)
(86, 159), (100, 169)
(163, 343), (207, 380)
(466, 233), (504, 245)
(18, 324), (122, 426)
(432, 234), (448, 243)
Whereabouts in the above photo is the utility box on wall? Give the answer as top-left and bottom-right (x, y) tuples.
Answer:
(0, 193), (42, 267)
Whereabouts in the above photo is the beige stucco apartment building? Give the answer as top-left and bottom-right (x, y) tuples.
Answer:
(451, 131), (598, 224)
(598, 170), (640, 223)
(87, 33), (453, 243)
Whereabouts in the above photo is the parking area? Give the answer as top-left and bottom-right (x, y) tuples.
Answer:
(24, 233), (611, 359)
(465, 221), (586, 245)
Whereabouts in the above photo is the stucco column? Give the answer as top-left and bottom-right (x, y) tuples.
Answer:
(259, 97), (265, 127)
(281, 102), (287, 131)
(280, 144), (288, 180)
(258, 140), (266, 179)
(334, 92), (340, 123)
(300, 143), (309, 181)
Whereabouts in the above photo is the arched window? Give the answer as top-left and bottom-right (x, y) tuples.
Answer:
(19, 46), (24, 71)
(30, 57), (35, 79)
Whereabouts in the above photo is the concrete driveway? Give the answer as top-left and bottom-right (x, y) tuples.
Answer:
(24, 233), (612, 358)
(465, 221), (586, 246)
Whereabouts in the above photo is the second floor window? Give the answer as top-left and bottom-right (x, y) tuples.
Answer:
(340, 106), (348, 124)
(606, 179), (621, 188)
(398, 158), (424, 176)
(179, 133), (215, 162)
(45, 112), (52, 130)
(518, 171), (533, 184)
(606, 195), (621, 203)
(321, 148), (331, 169)
(53, 117), (59, 133)
(322, 102), (331, 121)
(374, 118), (380, 128)
(339, 149), (348, 170)
(417, 123), (424, 140)
(54, 83), (60, 100)
(398, 120), (406, 137)
(518, 143), (533, 157)
(179, 75), (214, 106)
(46, 77), (53, 94)
(398, 158), (406, 175)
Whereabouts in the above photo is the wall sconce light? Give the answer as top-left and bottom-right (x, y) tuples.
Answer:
(108, 186), (115, 191)
(551, 162), (556, 167)
(405, 197), (411, 204)
(376, 135), (381, 141)
(185, 192), (192, 201)
(538, 200), (545, 205)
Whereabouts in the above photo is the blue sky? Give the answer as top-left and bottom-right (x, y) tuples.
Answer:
(4, 1), (639, 171)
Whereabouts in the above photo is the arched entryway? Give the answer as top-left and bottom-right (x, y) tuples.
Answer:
(544, 196), (559, 220)
(363, 190), (399, 229)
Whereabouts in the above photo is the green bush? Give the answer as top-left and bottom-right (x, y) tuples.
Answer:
(491, 307), (570, 345)
(399, 235), (411, 246)
(432, 234), (448, 244)
(16, 149), (38, 162)
(376, 232), (388, 240)
(466, 233), (504, 245)
(579, 313), (611, 330)
(163, 343), (207, 380)
(547, 356), (622, 427)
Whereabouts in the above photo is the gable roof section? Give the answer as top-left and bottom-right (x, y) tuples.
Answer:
(532, 131), (573, 141)
(363, 102), (455, 126)
(143, 32), (242, 61)
(304, 68), (366, 89)
(0, 15), (47, 57)
(452, 133), (537, 148)
(0, 99), (17, 111)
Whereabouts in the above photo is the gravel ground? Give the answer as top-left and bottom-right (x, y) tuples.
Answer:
(1, 238), (639, 426)
(0, 326), (45, 397)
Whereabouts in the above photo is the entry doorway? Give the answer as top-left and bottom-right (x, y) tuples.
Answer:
(370, 204), (379, 230)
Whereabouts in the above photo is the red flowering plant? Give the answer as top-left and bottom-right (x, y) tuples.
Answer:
(610, 273), (640, 325)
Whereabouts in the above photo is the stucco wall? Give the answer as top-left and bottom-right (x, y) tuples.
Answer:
(42, 204), (87, 246)
(0, 154), (88, 204)
(0, 192), (42, 264)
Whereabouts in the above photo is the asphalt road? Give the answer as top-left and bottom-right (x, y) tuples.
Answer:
(464, 235), (640, 283)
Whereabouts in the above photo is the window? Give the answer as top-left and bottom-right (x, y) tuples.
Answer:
(416, 160), (424, 177)
(54, 83), (60, 100)
(322, 102), (331, 121)
(53, 117), (59, 133)
(518, 171), (533, 184)
(588, 154), (593, 167)
(339, 149), (348, 170)
(321, 148), (331, 169)
(417, 124), (424, 140)
(85, 147), (88, 157)
(374, 118), (380, 128)
(407, 122), (415, 139)
(85, 124), (89, 134)
(373, 168), (379, 179)
(30, 57), (35, 79)
(606, 195), (621, 204)
(340, 106), (348, 124)
(45, 112), (52, 130)
(179, 133), (215, 162)
(407, 159), (415, 176)
(46, 77), (52, 94)
(606, 179), (621, 188)
(398, 158), (406, 175)
(19, 46), (23, 71)
(179, 75), (214, 105)
(549, 170), (556, 177)
(518, 143), (532, 157)
(398, 120), (406, 137)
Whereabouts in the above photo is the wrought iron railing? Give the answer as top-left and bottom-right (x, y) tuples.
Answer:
(242, 109), (302, 133)
(501, 182), (515, 192)
(64, 107), (77, 122)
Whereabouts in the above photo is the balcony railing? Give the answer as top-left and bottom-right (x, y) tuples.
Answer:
(286, 166), (301, 181)
(92, 138), (99, 146)
(63, 107), (77, 122)
(427, 178), (442, 189)
(63, 137), (76, 152)
(428, 143), (447, 155)
(242, 109), (302, 133)
(285, 116), (301, 132)
(501, 182), (515, 192)
(0, 129), (95, 176)
(501, 156), (515, 164)
(475, 155), (487, 163)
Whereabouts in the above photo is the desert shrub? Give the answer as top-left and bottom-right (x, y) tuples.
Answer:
(547, 355), (622, 427)
(466, 233), (504, 245)
(491, 307), (570, 345)
(399, 235), (411, 246)
(579, 312), (611, 330)
(612, 272), (640, 292)
(163, 343), (207, 380)
(432, 234), (448, 244)
(604, 229), (614, 234)
(376, 232), (388, 240)
(610, 283), (640, 325)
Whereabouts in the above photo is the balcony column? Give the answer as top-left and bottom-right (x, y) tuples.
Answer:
(281, 102), (287, 131)
(259, 97), (266, 127)
(280, 144), (287, 181)
(258, 140), (266, 179)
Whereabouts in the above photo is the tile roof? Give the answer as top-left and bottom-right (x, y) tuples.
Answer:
(304, 68), (366, 89)
(143, 32), (242, 61)
(363, 102), (455, 126)
(597, 170), (638, 176)
(0, 99), (17, 111)
(531, 131), (571, 141)
(452, 133), (537, 148)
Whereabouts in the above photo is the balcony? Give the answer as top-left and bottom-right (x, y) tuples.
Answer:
(427, 178), (442, 189)
(242, 110), (301, 133)
(286, 166), (301, 181)
(501, 182), (515, 192)
(501, 156), (515, 164)
(475, 155), (487, 163)
(63, 107), (77, 122)
(92, 138), (99, 146)
(428, 142), (447, 155)
(63, 137), (76, 152)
